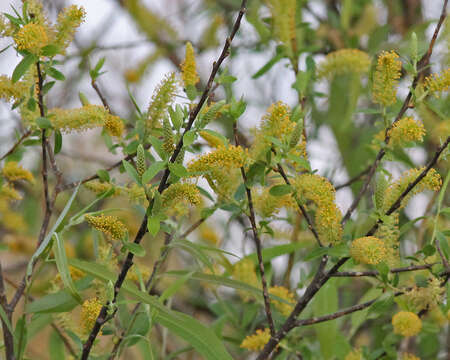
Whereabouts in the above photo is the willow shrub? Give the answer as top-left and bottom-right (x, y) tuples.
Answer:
(0, 1), (449, 359)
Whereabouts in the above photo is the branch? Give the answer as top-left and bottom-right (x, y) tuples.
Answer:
(80, 2), (248, 358)
(341, 0), (448, 225)
(0, 129), (32, 161)
(234, 123), (275, 336)
(331, 263), (435, 278)
(334, 166), (370, 191)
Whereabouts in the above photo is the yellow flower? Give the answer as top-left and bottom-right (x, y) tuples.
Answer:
(232, 258), (259, 302)
(345, 349), (363, 360)
(2, 161), (34, 183)
(50, 105), (111, 133)
(402, 354), (420, 360)
(187, 145), (246, 174)
(0, 184), (22, 201)
(350, 236), (387, 265)
(199, 130), (226, 148)
(84, 180), (120, 195)
(85, 214), (127, 240)
(14, 23), (49, 54)
(383, 167), (441, 212)
(392, 311), (422, 337)
(388, 117), (425, 147)
(240, 328), (271, 351)
(372, 51), (402, 106)
(424, 68), (449, 97)
(146, 72), (177, 131)
(104, 114), (124, 137)
(80, 298), (103, 334)
(269, 286), (295, 316)
(318, 49), (371, 79)
(374, 213), (400, 266)
(181, 42), (199, 88)
(267, 0), (296, 52)
(55, 266), (84, 284)
(0, 75), (28, 103)
(402, 277), (444, 312)
(161, 182), (201, 207)
(54, 5), (86, 53)
(127, 265), (151, 283)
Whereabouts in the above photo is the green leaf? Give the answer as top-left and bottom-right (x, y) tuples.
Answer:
(185, 84), (197, 101)
(147, 217), (160, 236)
(123, 242), (146, 257)
(0, 303), (13, 335)
(54, 130), (62, 154)
(148, 136), (167, 160)
(49, 330), (65, 360)
(14, 316), (27, 360)
(169, 240), (214, 271)
(35, 116), (52, 129)
(47, 67), (65, 81)
(159, 271), (194, 303)
(53, 233), (82, 303)
(122, 160), (142, 185)
(12, 53), (36, 83)
(437, 231), (449, 260)
(68, 259), (233, 360)
(96, 169), (110, 182)
(168, 163), (188, 178)
(42, 81), (55, 95)
(183, 130), (196, 147)
(142, 161), (166, 184)
(244, 242), (308, 264)
(269, 184), (292, 196)
(26, 184), (80, 278)
(26, 277), (92, 314)
(252, 52), (283, 79)
(41, 44), (59, 57)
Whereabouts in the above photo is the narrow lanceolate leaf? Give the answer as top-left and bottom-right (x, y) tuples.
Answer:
(26, 184), (80, 279)
(122, 160), (142, 185)
(52, 233), (82, 303)
(68, 259), (233, 360)
(12, 53), (36, 83)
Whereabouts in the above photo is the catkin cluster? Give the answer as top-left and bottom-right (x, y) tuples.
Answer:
(85, 214), (127, 240)
(424, 68), (449, 97)
(268, 286), (295, 316)
(240, 328), (270, 351)
(388, 117), (425, 147)
(392, 311), (422, 337)
(350, 236), (387, 265)
(232, 259), (259, 302)
(317, 49), (371, 79)
(372, 51), (402, 106)
(292, 174), (343, 245)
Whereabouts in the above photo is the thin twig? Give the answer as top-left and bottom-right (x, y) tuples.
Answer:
(334, 166), (370, 190)
(331, 263), (435, 277)
(0, 129), (32, 161)
(0, 261), (15, 360)
(234, 123), (276, 336)
(81, 2), (248, 358)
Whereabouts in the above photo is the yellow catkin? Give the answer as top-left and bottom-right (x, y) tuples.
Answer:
(372, 51), (402, 106)
(345, 349), (363, 360)
(402, 277), (444, 312)
(375, 213), (400, 266)
(84, 181), (120, 195)
(49, 105), (117, 133)
(128, 265), (151, 283)
(1, 161), (34, 183)
(181, 42), (199, 88)
(388, 117), (425, 147)
(198, 224), (220, 245)
(383, 168), (441, 212)
(80, 298), (103, 334)
(232, 258), (259, 302)
(253, 187), (294, 218)
(0, 184), (22, 201)
(54, 5), (86, 53)
(267, 0), (296, 52)
(199, 131), (225, 148)
(14, 23), (49, 54)
(85, 214), (127, 240)
(104, 114), (124, 137)
(269, 286), (295, 316)
(350, 236), (387, 265)
(55, 266), (84, 284)
(240, 328), (271, 351)
(146, 72), (177, 131)
(0, 76), (28, 103)
(402, 354), (420, 360)
(127, 183), (149, 206)
(292, 174), (343, 245)
(317, 49), (371, 79)
(161, 182), (201, 207)
(0, 15), (15, 37)
(392, 311), (422, 337)
(187, 145), (246, 174)
(424, 68), (449, 97)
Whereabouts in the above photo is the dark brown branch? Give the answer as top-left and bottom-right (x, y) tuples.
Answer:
(81, 2), (247, 358)
(234, 123), (276, 336)
(331, 263), (435, 277)
(0, 129), (32, 161)
(295, 298), (377, 327)
(91, 79), (112, 113)
(341, 0), (448, 225)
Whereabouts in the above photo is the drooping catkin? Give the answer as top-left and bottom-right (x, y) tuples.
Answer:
(240, 328), (271, 351)
(423, 68), (449, 97)
(317, 49), (371, 79)
(54, 5), (86, 53)
(136, 144), (146, 176)
(180, 42), (199, 88)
